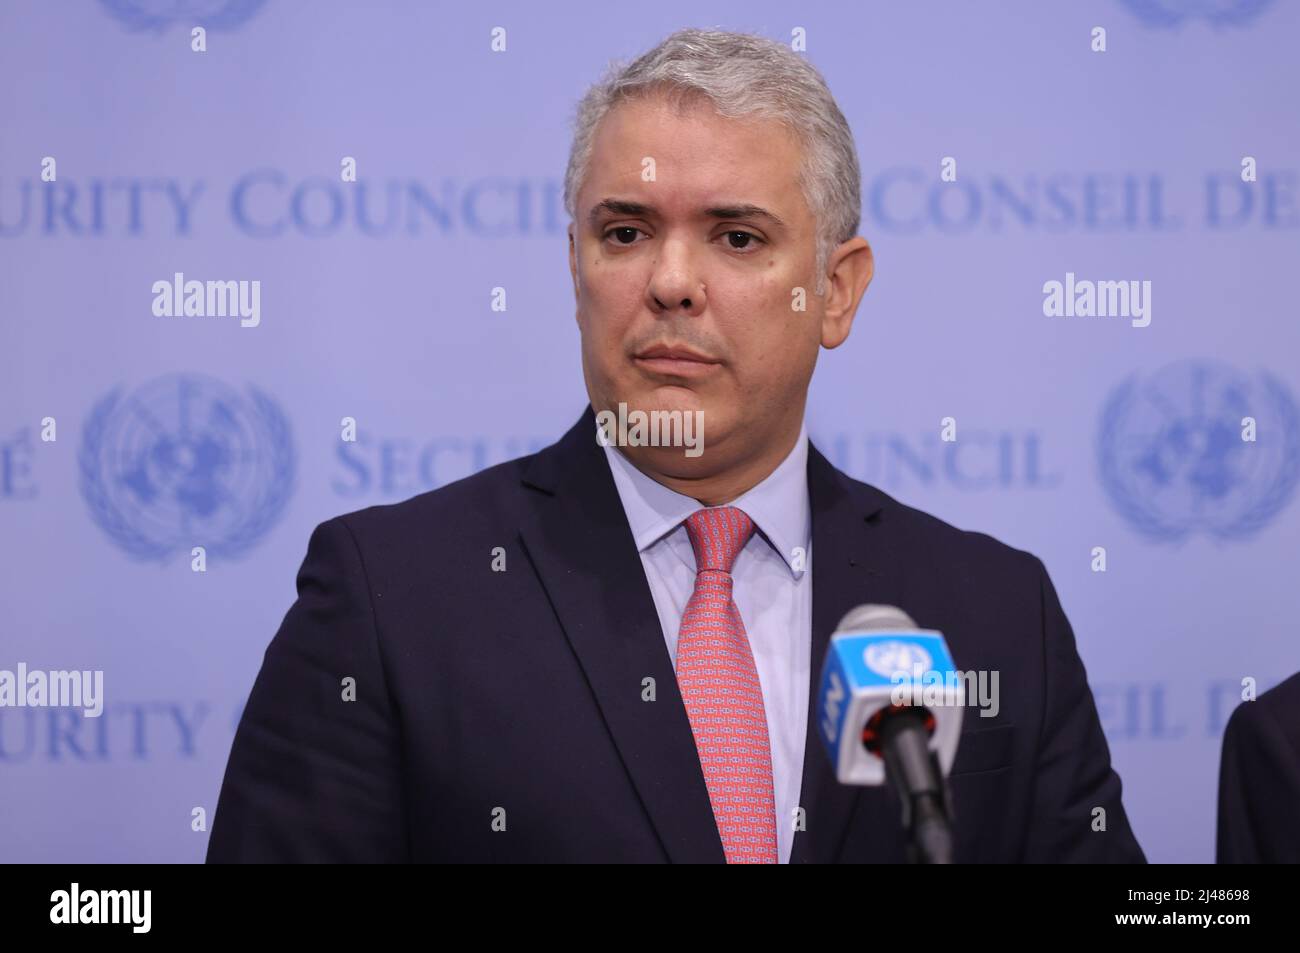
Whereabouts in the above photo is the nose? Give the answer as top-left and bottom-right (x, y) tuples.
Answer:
(646, 236), (706, 316)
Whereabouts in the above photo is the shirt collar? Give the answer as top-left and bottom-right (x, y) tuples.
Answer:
(601, 421), (811, 579)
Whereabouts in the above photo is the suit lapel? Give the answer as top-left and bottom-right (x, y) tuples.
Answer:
(516, 410), (908, 863)
(517, 407), (725, 863)
(790, 443), (908, 863)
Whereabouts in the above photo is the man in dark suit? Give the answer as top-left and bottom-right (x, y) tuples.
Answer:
(1217, 672), (1300, 863)
(208, 28), (1144, 863)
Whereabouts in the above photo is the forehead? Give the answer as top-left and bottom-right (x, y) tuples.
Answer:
(583, 94), (807, 216)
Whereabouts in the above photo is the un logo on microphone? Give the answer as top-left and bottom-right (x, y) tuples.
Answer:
(864, 642), (933, 681)
(79, 374), (295, 562)
(1097, 360), (1300, 543)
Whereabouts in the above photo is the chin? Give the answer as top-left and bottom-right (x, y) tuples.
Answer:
(630, 383), (706, 414)
(621, 441), (721, 479)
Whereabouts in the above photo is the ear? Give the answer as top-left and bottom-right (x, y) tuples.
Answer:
(568, 223), (580, 304)
(819, 236), (874, 349)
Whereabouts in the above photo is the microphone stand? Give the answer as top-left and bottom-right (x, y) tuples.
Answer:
(879, 709), (956, 864)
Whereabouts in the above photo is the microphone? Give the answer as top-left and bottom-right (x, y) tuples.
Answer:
(816, 604), (961, 863)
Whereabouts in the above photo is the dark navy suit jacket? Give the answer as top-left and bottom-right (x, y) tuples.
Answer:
(1217, 671), (1300, 863)
(208, 406), (1145, 863)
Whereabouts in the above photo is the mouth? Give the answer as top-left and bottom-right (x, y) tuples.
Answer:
(632, 343), (722, 378)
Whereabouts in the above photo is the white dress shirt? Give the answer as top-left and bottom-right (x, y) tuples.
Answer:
(601, 425), (813, 863)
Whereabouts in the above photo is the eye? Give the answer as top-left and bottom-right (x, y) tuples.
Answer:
(603, 226), (645, 246)
(721, 230), (764, 252)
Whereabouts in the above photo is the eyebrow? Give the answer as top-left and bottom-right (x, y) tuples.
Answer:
(587, 199), (786, 229)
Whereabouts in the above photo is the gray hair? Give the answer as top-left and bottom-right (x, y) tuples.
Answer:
(563, 28), (862, 295)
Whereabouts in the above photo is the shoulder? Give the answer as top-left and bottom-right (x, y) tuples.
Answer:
(827, 457), (1047, 586)
(1226, 671), (1300, 742)
(819, 461), (1069, 686)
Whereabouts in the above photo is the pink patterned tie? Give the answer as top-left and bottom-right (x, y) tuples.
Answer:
(676, 506), (778, 864)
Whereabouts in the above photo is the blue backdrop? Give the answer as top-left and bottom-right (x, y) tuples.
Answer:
(2, 0), (1297, 863)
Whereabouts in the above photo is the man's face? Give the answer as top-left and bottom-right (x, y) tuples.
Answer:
(569, 93), (827, 478)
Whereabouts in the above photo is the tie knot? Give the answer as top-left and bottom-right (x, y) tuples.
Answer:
(684, 506), (755, 574)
